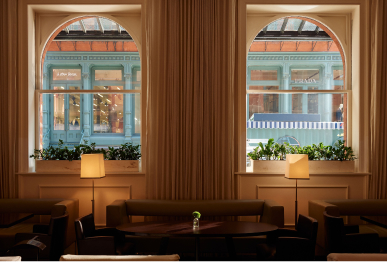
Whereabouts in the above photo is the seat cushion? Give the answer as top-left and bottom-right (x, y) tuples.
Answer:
(0, 223), (34, 255)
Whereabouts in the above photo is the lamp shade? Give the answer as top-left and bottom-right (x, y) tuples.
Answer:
(285, 154), (309, 179)
(81, 154), (105, 179)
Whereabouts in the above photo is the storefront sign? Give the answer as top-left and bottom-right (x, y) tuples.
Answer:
(294, 79), (317, 83)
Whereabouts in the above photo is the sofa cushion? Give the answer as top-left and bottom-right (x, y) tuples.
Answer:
(0, 223), (34, 255)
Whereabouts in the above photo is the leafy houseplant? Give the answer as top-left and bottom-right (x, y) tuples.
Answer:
(248, 139), (356, 173)
(31, 140), (141, 173)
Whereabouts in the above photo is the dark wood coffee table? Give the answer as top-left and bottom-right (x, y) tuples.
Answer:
(0, 213), (34, 228)
(361, 216), (387, 229)
(117, 221), (278, 260)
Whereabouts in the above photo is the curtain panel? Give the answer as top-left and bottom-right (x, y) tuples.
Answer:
(0, 0), (18, 198)
(369, 0), (387, 199)
(145, 0), (237, 200)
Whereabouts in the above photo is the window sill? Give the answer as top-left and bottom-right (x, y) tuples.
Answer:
(17, 172), (145, 177)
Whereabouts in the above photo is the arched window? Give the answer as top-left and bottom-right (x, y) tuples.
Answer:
(246, 17), (347, 167)
(40, 16), (141, 148)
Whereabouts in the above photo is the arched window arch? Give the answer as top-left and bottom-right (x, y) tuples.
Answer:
(246, 16), (349, 168)
(38, 16), (141, 149)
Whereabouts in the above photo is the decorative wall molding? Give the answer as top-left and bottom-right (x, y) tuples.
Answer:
(46, 56), (82, 60)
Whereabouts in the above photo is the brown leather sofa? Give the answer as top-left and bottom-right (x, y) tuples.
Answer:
(309, 199), (387, 250)
(0, 198), (79, 255)
(106, 199), (284, 255)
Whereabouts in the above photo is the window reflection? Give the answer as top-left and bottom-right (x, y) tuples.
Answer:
(93, 86), (124, 133)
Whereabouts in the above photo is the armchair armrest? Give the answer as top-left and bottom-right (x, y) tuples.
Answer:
(343, 233), (380, 253)
(77, 236), (116, 255)
(106, 200), (129, 227)
(260, 199), (284, 228)
(33, 224), (49, 234)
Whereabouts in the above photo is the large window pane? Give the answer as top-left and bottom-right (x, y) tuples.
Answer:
(308, 87), (319, 114)
(333, 69), (344, 81)
(53, 69), (81, 81)
(68, 86), (81, 130)
(248, 86), (279, 118)
(292, 87), (303, 113)
(93, 86), (124, 133)
(291, 69), (319, 83)
(53, 86), (65, 130)
(134, 94), (141, 134)
(246, 93), (347, 162)
(95, 70), (122, 81)
(251, 70), (277, 81)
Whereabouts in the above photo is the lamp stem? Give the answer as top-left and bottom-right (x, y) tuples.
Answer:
(92, 179), (95, 216)
(295, 178), (298, 228)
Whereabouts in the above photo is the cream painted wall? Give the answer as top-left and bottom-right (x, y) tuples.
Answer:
(236, 173), (369, 226)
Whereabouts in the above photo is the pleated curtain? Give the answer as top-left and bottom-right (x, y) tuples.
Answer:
(369, 0), (387, 199)
(145, 0), (237, 200)
(0, 0), (19, 198)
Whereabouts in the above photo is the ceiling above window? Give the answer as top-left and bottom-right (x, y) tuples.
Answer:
(255, 18), (330, 41)
(55, 17), (132, 41)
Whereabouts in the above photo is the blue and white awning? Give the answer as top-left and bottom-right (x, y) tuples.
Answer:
(247, 121), (343, 130)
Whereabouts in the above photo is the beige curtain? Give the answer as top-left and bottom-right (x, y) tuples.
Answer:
(145, 0), (236, 200)
(0, 0), (18, 198)
(369, 0), (387, 199)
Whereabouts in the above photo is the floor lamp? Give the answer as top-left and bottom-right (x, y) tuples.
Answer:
(285, 154), (309, 227)
(81, 154), (105, 216)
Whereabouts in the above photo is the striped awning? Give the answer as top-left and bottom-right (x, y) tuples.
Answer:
(247, 121), (343, 129)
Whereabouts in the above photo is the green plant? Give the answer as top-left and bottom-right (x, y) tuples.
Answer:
(192, 211), (201, 219)
(247, 138), (356, 161)
(30, 140), (141, 161)
(332, 140), (356, 161)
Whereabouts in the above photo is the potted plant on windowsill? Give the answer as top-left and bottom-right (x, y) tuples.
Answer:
(247, 139), (356, 173)
(30, 140), (141, 173)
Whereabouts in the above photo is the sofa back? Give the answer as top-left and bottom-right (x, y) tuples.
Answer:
(107, 199), (284, 228)
(325, 200), (387, 216)
(0, 199), (67, 215)
(0, 198), (79, 248)
(309, 199), (387, 250)
(125, 200), (265, 216)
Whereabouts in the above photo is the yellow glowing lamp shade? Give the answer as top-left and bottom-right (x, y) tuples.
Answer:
(81, 154), (105, 179)
(285, 154), (309, 179)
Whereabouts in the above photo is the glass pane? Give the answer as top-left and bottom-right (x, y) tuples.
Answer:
(292, 87), (303, 113)
(66, 21), (82, 31)
(266, 18), (284, 31)
(83, 17), (100, 31)
(284, 19), (302, 31)
(291, 69), (319, 85)
(251, 70), (277, 81)
(68, 86), (81, 130)
(93, 88), (124, 134)
(53, 69), (81, 81)
(248, 86), (279, 119)
(134, 94), (141, 133)
(333, 69), (344, 81)
(100, 18), (117, 30)
(53, 92), (65, 130)
(303, 21), (318, 31)
(308, 87), (319, 114)
(246, 93), (348, 166)
(95, 70), (122, 81)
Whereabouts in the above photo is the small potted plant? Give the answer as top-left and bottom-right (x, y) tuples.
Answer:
(192, 211), (201, 229)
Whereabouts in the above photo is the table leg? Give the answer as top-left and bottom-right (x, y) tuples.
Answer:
(225, 236), (236, 261)
(158, 237), (169, 255)
(195, 237), (200, 261)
